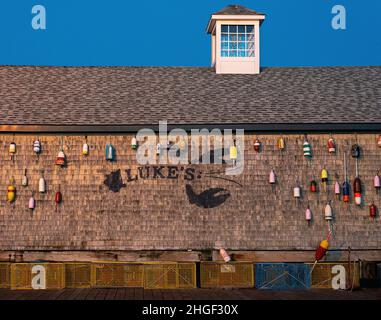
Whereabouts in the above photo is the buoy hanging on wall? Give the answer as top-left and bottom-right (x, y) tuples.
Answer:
(39, 173), (46, 193)
(9, 142), (16, 160)
(310, 179), (317, 193)
(325, 202), (333, 220)
(327, 138), (336, 154)
(374, 172), (381, 193)
(294, 185), (301, 206)
(315, 240), (329, 262)
(254, 139), (261, 152)
(321, 168), (328, 192)
(22, 169), (28, 187)
(33, 139), (41, 155)
(219, 248), (231, 263)
(7, 179), (15, 203)
(82, 136), (89, 156)
(342, 181), (350, 203)
(351, 144), (360, 158)
(55, 186), (62, 212)
(131, 137), (138, 150)
(156, 143), (162, 156)
(55, 151), (66, 166)
(28, 196), (35, 210)
(269, 170), (276, 185)
(334, 181), (341, 199)
(277, 137), (285, 151)
(303, 140), (312, 158)
(370, 203), (377, 220)
(353, 177), (362, 206)
(105, 143), (115, 161)
(305, 206), (312, 226)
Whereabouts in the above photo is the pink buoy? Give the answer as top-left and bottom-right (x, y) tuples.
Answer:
(219, 248), (231, 262)
(28, 197), (35, 210)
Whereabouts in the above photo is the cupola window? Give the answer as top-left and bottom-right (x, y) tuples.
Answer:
(221, 25), (254, 58)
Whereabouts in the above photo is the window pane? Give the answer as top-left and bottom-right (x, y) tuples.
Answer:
(246, 25), (254, 33)
(238, 42), (245, 49)
(221, 34), (228, 41)
(247, 50), (255, 57)
(238, 34), (246, 41)
(229, 50), (237, 57)
(229, 42), (237, 49)
(221, 25), (228, 32)
(238, 25), (245, 33)
(247, 34), (254, 42)
(221, 50), (228, 57)
(229, 25), (237, 33)
(247, 42), (255, 50)
(238, 51), (246, 57)
(229, 34), (237, 41)
(221, 42), (228, 49)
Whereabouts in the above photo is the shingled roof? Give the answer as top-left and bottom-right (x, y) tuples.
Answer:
(0, 65), (380, 132)
(213, 4), (264, 15)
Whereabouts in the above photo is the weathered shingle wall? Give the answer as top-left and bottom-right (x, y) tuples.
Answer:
(0, 133), (380, 251)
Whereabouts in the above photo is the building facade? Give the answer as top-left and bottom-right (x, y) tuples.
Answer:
(0, 5), (381, 263)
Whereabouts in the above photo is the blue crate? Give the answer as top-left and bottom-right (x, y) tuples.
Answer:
(255, 263), (311, 290)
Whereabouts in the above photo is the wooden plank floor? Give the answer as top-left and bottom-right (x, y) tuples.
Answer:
(0, 288), (380, 300)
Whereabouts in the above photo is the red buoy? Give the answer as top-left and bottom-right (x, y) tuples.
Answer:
(370, 203), (377, 219)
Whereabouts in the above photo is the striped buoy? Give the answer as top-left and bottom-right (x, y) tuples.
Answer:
(325, 202), (333, 220)
(254, 139), (261, 152)
(327, 138), (336, 154)
(342, 181), (350, 203)
(353, 177), (362, 206)
(303, 140), (312, 158)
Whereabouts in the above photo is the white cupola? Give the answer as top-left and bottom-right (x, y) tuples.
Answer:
(206, 4), (265, 74)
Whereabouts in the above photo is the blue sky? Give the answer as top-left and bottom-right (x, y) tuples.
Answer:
(1, 0), (380, 67)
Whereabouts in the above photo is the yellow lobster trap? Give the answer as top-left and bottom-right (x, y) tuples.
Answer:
(143, 262), (196, 289)
(10, 263), (65, 290)
(91, 262), (144, 288)
(65, 263), (92, 288)
(200, 262), (254, 288)
(308, 262), (360, 289)
(91, 262), (196, 289)
(0, 263), (11, 289)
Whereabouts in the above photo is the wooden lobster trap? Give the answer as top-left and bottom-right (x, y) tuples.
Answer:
(0, 263), (11, 289)
(65, 263), (92, 288)
(308, 262), (360, 289)
(91, 262), (144, 288)
(10, 263), (65, 290)
(143, 262), (196, 289)
(200, 262), (254, 288)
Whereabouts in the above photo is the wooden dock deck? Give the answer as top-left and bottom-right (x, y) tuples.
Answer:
(0, 288), (380, 300)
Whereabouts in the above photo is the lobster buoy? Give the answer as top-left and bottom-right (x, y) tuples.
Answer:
(22, 169), (28, 187)
(321, 169), (328, 191)
(342, 181), (350, 203)
(219, 248), (231, 263)
(105, 144), (115, 161)
(294, 186), (301, 198)
(374, 173), (381, 193)
(230, 145), (237, 160)
(370, 203), (377, 219)
(327, 138), (336, 154)
(377, 136), (381, 148)
(305, 207), (312, 225)
(277, 138), (285, 151)
(325, 202), (333, 220)
(131, 137), (138, 150)
(7, 184), (15, 203)
(82, 143), (89, 156)
(156, 143), (162, 156)
(315, 240), (329, 262)
(254, 139), (261, 152)
(28, 197), (35, 210)
(39, 177), (46, 193)
(269, 170), (276, 184)
(310, 180), (317, 193)
(303, 140), (312, 158)
(334, 181), (341, 198)
(351, 144), (360, 158)
(353, 177), (362, 205)
(9, 142), (16, 154)
(33, 140), (41, 154)
(55, 191), (62, 204)
(55, 151), (66, 166)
